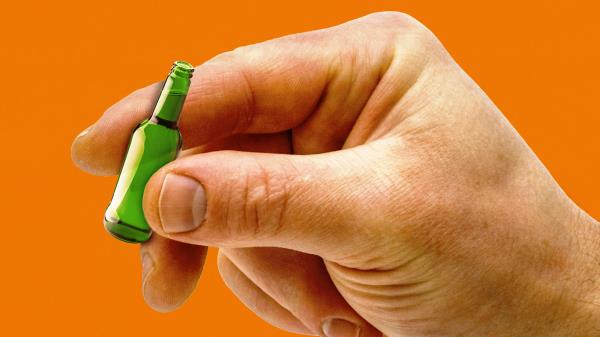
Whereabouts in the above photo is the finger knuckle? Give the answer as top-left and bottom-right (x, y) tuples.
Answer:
(357, 12), (442, 60)
(360, 11), (427, 35)
(363, 11), (418, 26)
(226, 158), (292, 241)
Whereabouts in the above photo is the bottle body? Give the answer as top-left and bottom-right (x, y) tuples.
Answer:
(104, 119), (181, 243)
(103, 60), (193, 243)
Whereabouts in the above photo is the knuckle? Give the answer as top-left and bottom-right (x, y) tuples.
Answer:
(360, 11), (426, 34)
(363, 11), (418, 26)
(355, 12), (442, 63)
(225, 158), (292, 241)
(395, 20), (439, 52)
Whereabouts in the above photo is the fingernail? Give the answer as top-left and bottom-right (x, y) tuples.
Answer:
(75, 124), (94, 140)
(158, 173), (206, 233)
(141, 252), (155, 294)
(322, 318), (361, 337)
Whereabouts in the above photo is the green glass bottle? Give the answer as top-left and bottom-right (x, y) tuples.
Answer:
(104, 61), (194, 243)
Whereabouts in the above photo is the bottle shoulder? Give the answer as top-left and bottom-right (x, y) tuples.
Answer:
(137, 119), (180, 132)
(133, 119), (181, 140)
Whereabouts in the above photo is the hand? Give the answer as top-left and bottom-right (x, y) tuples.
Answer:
(71, 12), (600, 337)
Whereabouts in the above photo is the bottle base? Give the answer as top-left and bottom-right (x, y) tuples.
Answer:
(104, 215), (152, 243)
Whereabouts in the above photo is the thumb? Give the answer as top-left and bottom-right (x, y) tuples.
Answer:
(143, 143), (393, 261)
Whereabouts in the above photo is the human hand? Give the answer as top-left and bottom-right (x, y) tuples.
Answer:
(71, 12), (600, 337)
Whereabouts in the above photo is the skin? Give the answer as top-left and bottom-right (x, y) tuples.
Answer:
(71, 12), (600, 337)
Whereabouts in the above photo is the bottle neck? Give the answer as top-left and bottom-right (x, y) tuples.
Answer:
(151, 68), (192, 124)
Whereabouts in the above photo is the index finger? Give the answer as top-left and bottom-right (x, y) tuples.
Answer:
(72, 12), (421, 175)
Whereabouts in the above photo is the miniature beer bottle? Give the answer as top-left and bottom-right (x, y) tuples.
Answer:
(104, 61), (194, 243)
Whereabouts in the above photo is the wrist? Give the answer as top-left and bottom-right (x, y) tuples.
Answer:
(475, 203), (600, 337)
(563, 209), (600, 336)
(524, 206), (600, 337)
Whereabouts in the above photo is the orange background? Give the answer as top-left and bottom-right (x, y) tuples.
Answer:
(1, 1), (598, 336)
